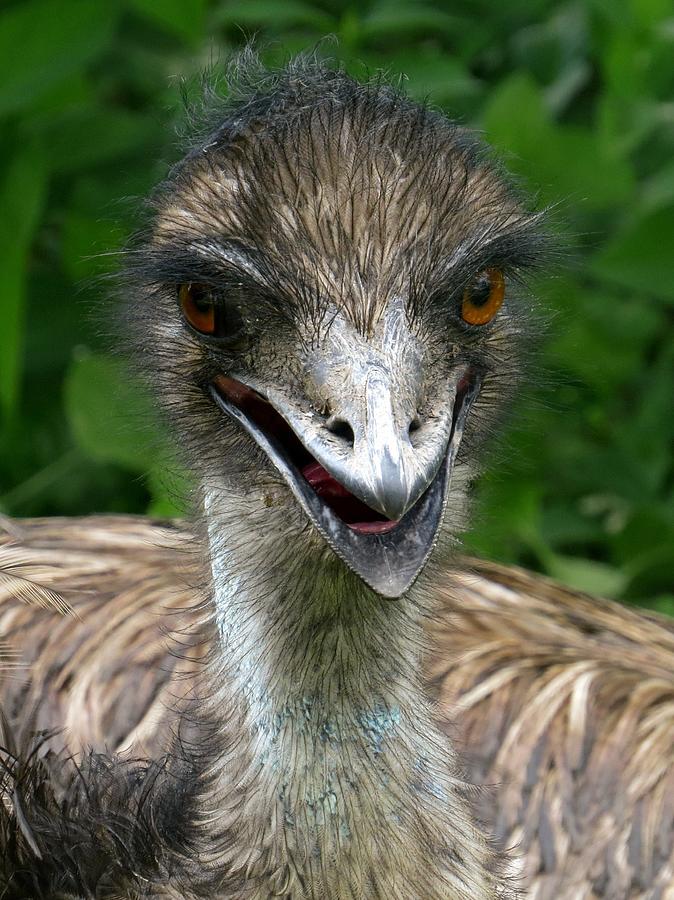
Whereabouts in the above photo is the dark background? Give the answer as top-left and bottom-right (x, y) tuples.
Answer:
(0, 0), (672, 613)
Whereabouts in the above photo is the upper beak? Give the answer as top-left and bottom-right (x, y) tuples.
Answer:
(270, 365), (456, 525)
(346, 367), (432, 521)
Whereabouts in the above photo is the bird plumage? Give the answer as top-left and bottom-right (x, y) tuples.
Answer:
(2, 517), (674, 897)
(0, 516), (507, 898)
(110, 56), (545, 897)
(0, 53), (663, 899)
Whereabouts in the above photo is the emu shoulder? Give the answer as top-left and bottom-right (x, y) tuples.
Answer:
(1, 515), (673, 898)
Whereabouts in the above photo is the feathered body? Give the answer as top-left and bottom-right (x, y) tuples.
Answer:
(1, 53), (658, 900)
(3, 517), (674, 898)
(0, 514), (507, 899)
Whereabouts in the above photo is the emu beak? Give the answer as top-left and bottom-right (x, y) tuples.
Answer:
(317, 367), (437, 523)
(210, 365), (480, 599)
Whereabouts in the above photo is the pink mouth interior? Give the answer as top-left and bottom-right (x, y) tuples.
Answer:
(214, 376), (399, 535)
(301, 461), (398, 534)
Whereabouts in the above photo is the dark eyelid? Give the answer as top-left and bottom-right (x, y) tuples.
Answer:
(140, 245), (265, 295)
(183, 277), (250, 300)
(176, 269), (257, 292)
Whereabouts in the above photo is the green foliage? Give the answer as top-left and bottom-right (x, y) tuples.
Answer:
(0, 142), (47, 418)
(64, 353), (164, 472)
(0, 0), (117, 116)
(63, 353), (190, 516)
(0, 0), (672, 609)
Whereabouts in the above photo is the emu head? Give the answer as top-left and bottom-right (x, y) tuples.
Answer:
(126, 59), (545, 598)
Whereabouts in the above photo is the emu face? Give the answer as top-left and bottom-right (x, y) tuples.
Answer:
(131, 67), (544, 597)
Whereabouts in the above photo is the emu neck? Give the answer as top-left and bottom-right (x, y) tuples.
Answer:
(194, 486), (498, 899)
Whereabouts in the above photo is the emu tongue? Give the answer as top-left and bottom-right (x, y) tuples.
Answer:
(301, 461), (398, 535)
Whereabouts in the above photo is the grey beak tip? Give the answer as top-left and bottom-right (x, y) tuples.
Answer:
(374, 456), (412, 521)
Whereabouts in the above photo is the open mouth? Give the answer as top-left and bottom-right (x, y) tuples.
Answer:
(211, 376), (399, 536)
(210, 371), (480, 597)
(302, 462), (397, 534)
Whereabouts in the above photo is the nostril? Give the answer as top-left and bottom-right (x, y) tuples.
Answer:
(408, 417), (422, 446)
(327, 417), (355, 447)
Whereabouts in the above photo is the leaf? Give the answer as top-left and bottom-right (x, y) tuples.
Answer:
(368, 49), (481, 109)
(629, 0), (672, 26)
(610, 508), (674, 566)
(0, 0), (117, 116)
(545, 277), (663, 389)
(637, 595), (674, 617)
(215, 0), (334, 31)
(641, 161), (674, 215)
(64, 353), (168, 472)
(62, 213), (126, 280)
(590, 206), (674, 302)
(360, 4), (459, 42)
(464, 478), (543, 561)
(128, 0), (206, 43)
(35, 108), (160, 175)
(482, 74), (548, 152)
(540, 503), (605, 548)
(623, 545), (674, 601)
(543, 553), (627, 598)
(0, 142), (48, 421)
(482, 74), (634, 210)
(511, 4), (589, 91)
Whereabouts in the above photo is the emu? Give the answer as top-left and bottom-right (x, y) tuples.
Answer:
(1, 55), (673, 899)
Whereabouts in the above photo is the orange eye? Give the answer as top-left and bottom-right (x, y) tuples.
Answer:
(179, 283), (217, 334)
(178, 283), (247, 345)
(461, 268), (505, 326)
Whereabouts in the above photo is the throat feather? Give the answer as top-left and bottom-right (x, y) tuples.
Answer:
(200, 485), (501, 899)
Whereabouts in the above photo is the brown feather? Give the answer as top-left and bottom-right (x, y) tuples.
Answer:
(1, 516), (672, 896)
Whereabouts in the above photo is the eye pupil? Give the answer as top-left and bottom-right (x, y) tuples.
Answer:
(178, 282), (246, 343)
(469, 276), (492, 307)
(192, 292), (212, 313)
(461, 268), (505, 326)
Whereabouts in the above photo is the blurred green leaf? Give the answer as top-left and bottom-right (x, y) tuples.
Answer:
(128, 0), (207, 42)
(610, 508), (674, 565)
(482, 74), (547, 152)
(636, 595), (674, 617)
(510, 5), (593, 121)
(629, 0), (672, 26)
(540, 503), (605, 548)
(543, 553), (627, 598)
(372, 50), (481, 108)
(0, 142), (48, 421)
(482, 74), (635, 209)
(546, 279), (662, 389)
(33, 108), (160, 175)
(62, 213), (126, 279)
(215, 0), (334, 31)
(64, 352), (167, 472)
(623, 544), (674, 600)
(360, 3), (459, 43)
(641, 161), (674, 214)
(464, 478), (543, 561)
(590, 206), (674, 301)
(0, 0), (117, 116)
